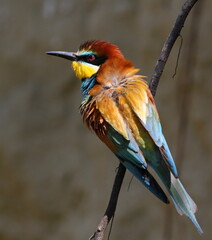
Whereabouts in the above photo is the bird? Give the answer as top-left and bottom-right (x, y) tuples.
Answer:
(46, 40), (203, 234)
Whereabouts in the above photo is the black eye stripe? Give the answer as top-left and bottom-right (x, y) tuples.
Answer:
(77, 54), (107, 66)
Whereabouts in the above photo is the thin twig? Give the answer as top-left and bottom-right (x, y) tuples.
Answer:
(90, 1), (199, 239)
(172, 34), (183, 79)
(127, 175), (134, 192)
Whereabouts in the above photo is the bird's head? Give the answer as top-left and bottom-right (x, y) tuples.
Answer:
(46, 40), (125, 80)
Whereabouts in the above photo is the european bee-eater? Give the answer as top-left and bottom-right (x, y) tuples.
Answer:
(46, 40), (203, 233)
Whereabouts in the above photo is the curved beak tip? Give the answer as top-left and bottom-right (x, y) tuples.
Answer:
(45, 51), (54, 55)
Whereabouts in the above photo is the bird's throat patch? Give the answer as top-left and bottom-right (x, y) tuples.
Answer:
(72, 61), (99, 79)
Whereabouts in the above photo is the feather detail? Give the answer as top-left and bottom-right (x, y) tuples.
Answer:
(120, 159), (169, 204)
(79, 40), (124, 59)
(95, 91), (129, 140)
(122, 77), (178, 177)
(169, 174), (203, 234)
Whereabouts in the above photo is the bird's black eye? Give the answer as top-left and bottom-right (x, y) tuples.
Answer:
(78, 54), (107, 66)
(87, 54), (96, 62)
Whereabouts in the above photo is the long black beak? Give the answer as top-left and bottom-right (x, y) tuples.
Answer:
(45, 51), (77, 61)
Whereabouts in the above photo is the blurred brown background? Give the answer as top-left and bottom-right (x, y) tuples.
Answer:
(0, 0), (211, 240)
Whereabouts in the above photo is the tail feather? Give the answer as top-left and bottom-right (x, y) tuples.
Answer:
(170, 174), (203, 234)
(121, 160), (169, 204)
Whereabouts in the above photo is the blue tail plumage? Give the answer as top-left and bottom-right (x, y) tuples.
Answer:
(120, 160), (169, 204)
(169, 174), (203, 234)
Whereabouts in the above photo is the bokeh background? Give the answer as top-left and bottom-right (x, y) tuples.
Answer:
(0, 0), (211, 240)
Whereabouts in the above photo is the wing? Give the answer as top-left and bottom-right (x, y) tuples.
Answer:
(92, 90), (168, 203)
(123, 76), (178, 177)
(95, 91), (147, 169)
(105, 121), (170, 204)
(95, 75), (178, 177)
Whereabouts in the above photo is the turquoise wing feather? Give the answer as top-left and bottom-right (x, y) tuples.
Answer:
(106, 123), (169, 203)
(92, 90), (169, 203)
(123, 77), (178, 177)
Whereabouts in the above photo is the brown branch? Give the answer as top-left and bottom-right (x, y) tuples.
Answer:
(89, 164), (126, 240)
(176, 0), (203, 172)
(149, 0), (199, 97)
(90, 0), (199, 239)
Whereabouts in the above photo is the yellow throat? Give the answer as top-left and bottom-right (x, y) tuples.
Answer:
(72, 61), (99, 79)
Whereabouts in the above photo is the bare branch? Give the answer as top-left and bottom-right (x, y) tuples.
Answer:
(149, 0), (199, 97)
(89, 164), (126, 240)
(90, 0), (199, 239)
